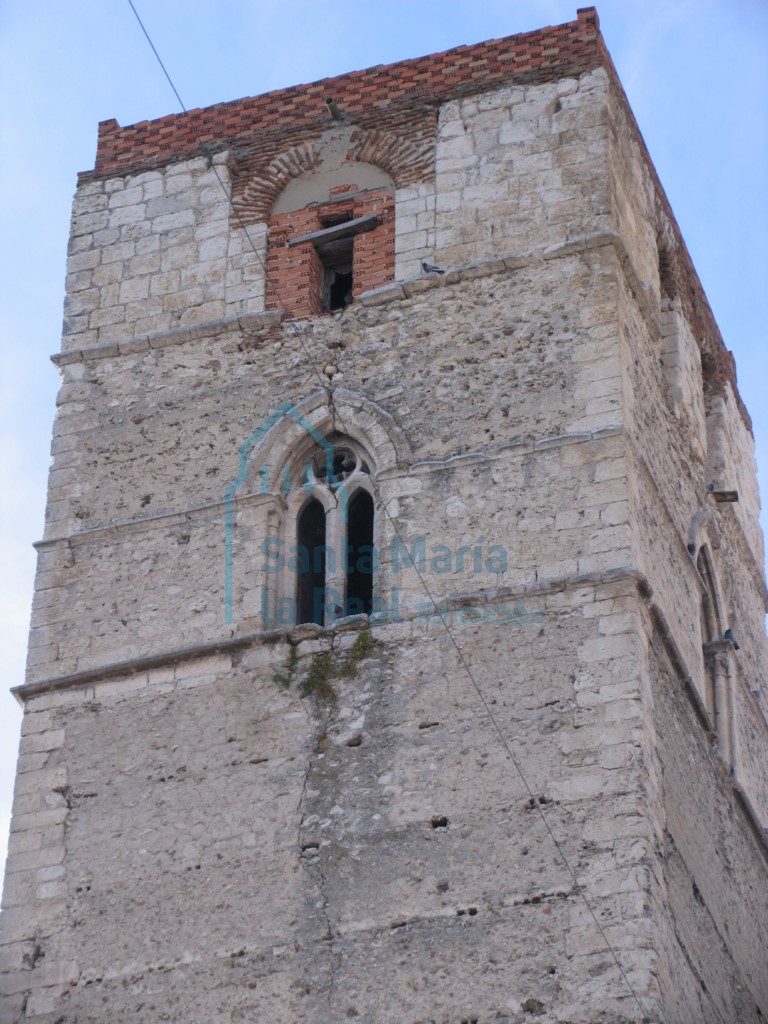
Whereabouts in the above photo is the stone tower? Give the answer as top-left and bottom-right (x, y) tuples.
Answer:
(2, 8), (767, 1022)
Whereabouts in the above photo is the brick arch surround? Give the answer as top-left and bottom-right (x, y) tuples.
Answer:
(345, 125), (434, 193)
(231, 118), (435, 225)
(233, 141), (323, 225)
(260, 120), (424, 317)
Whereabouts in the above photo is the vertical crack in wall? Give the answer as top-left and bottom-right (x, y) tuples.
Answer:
(296, 680), (343, 1018)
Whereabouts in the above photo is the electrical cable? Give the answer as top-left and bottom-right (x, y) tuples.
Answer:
(126, 0), (330, 395)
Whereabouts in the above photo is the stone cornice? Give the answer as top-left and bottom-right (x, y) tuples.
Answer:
(52, 311), (281, 366)
(13, 564), (641, 703)
(52, 229), (647, 367)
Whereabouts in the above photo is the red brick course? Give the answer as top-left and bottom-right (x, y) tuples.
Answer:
(83, 8), (602, 183)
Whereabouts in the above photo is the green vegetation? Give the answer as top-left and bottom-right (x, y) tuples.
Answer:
(272, 644), (298, 689)
(274, 628), (377, 700)
(339, 628), (377, 678)
(299, 652), (335, 702)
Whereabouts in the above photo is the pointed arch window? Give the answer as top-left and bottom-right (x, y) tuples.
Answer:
(698, 547), (720, 715)
(296, 498), (327, 626)
(293, 439), (375, 626)
(346, 490), (375, 615)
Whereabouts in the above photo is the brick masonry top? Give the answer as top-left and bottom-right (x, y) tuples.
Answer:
(85, 7), (602, 181)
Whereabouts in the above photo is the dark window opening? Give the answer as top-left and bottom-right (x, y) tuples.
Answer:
(314, 446), (369, 489)
(318, 217), (354, 311)
(317, 235), (354, 311)
(328, 267), (353, 310)
(297, 499), (326, 625)
(345, 490), (374, 616)
(701, 592), (716, 645)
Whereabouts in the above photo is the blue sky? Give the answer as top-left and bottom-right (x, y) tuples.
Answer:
(0, 1), (766, 875)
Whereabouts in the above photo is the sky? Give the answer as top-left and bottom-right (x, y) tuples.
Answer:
(0, 1), (766, 879)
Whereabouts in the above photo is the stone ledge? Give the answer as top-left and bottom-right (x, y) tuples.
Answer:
(52, 311), (282, 366)
(13, 566), (643, 703)
(358, 283), (406, 306)
(390, 233), (652, 327)
(542, 230), (619, 261)
(51, 232), (653, 364)
(731, 784), (768, 865)
(12, 630), (287, 704)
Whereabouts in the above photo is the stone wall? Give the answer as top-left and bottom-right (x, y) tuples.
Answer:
(3, 17), (767, 1023)
(642, 628), (768, 1023)
(32, 251), (628, 687)
(607, 68), (768, 1020)
(63, 156), (243, 349)
(2, 582), (656, 1023)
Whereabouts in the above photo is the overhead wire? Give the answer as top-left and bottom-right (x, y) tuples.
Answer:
(126, 0), (330, 395)
(124, 4), (660, 1019)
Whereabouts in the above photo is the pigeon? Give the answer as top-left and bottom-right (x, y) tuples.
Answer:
(422, 261), (445, 275)
(724, 628), (740, 651)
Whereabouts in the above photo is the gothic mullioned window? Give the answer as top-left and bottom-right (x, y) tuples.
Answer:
(294, 440), (375, 625)
(249, 393), (405, 633)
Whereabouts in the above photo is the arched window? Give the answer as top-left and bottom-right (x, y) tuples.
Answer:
(267, 167), (395, 319)
(696, 546), (733, 764)
(296, 498), (327, 626)
(292, 438), (375, 626)
(345, 490), (375, 616)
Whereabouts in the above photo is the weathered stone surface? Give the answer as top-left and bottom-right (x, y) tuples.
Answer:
(2, 13), (767, 1024)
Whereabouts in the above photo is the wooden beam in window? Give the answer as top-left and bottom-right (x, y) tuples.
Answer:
(287, 213), (380, 248)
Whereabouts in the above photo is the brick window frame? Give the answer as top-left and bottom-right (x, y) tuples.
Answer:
(266, 186), (395, 318)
